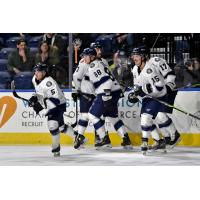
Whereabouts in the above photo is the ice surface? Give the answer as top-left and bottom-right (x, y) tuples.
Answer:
(0, 146), (200, 166)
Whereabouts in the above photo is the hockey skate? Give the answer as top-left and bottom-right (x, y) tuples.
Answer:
(74, 134), (87, 149)
(148, 139), (167, 153)
(95, 134), (112, 149)
(94, 131), (101, 145)
(164, 136), (172, 149)
(52, 145), (60, 157)
(121, 133), (133, 150)
(169, 131), (181, 149)
(141, 138), (148, 155)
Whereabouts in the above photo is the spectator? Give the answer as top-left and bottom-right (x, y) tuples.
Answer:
(114, 33), (139, 54)
(7, 39), (34, 75)
(35, 41), (61, 79)
(42, 33), (66, 56)
(113, 34), (129, 54)
(35, 40), (67, 85)
(111, 51), (133, 88)
(174, 62), (184, 88)
(192, 57), (200, 71)
(183, 59), (200, 86)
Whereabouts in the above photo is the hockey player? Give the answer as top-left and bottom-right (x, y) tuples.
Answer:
(72, 48), (101, 149)
(129, 46), (180, 153)
(77, 48), (132, 149)
(30, 63), (77, 156)
(89, 42), (112, 146)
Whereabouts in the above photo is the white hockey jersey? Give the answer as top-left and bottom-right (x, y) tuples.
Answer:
(148, 57), (176, 90)
(73, 59), (95, 95)
(88, 59), (121, 95)
(101, 58), (109, 68)
(32, 75), (66, 111)
(132, 61), (167, 98)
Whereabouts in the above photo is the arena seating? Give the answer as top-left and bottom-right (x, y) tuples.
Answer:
(0, 59), (7, 71)
(0, 71), (11, 89)
(14, 71), (34, 89)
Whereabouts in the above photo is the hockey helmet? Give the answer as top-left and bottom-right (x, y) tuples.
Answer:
(83, 48), (97, 56)
(33, 63), (48, 72)
(80, 48), (91, 57)
(132, 45), (150, 57)
(90, 41), (102, 49)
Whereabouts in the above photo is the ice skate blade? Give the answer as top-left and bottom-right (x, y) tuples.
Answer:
(169, 137), (181, 149)
(75, 138), (88, 150)
(142, 151), (147, 155)
(123, 145), (133, 150)
(53, 152), (60, 157)
(148, 149), (167, 154)
(95, 144), (112, 150)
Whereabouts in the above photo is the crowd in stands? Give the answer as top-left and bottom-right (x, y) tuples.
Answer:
(0, 33), (200, 90)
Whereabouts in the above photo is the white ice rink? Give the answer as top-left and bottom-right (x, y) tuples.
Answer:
(0, 145), (200, 165)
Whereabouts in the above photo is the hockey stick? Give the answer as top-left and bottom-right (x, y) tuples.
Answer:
(11, 80), (31, 104)
(123, 83), (200, 121)
(175, 83), (200, 91)
(149, 96), (200, 120)
(71, 99), (78, 128)
(151, 33), (161, 49)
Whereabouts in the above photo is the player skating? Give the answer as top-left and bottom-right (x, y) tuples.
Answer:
(30, 63), (78, 156)
(129, 46), (180, 155)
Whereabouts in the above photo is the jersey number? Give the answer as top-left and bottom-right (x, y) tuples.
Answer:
(51, 89), (55, 95)
(160, 63), (167, 71)
(94, 70), (102, 77)
(93, 67), (115, 81)
(151, 76), (160, 84)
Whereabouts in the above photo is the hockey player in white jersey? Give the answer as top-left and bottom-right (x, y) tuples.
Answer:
(30, 63), (77, 156)
(146, 48), (178, 149)
(83, 48), (132, 149)
(72, 48), (97, 149)
(129, 46), (180, 153)
(89, 42), (112, 146)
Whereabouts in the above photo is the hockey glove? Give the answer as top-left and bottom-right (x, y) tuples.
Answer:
(134, 85), (145, 97)
(128, 92), (139, 103)
(33, 102), (44, 114)
(28, 95), (38, 107)
(71, 90), (81, 102)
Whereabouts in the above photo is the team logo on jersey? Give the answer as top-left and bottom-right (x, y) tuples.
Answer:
(46, 81), (52, 87)
(146, 68), (152, 74)
(90, 63), (95, 68)
(155, 57), (161, 62)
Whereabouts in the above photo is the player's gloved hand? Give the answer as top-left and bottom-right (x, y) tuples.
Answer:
(71, 90), (81, 101)
(166, 85), (173, 94)
(33, 102), (43, 114)
(134, 85), (145, 97)
(128, 92), (139, 103)
(28, 95), (38, 107)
